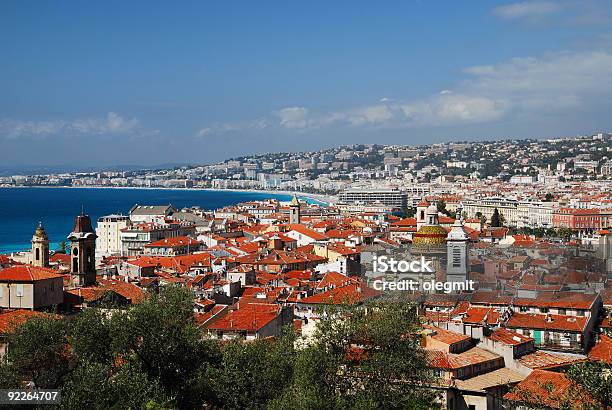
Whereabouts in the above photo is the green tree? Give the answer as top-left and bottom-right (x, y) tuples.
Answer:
(436, 199), (448, 216)
(109, 285), (220, 407)
(2, 316), (72, 389)
(491, 208), (502, 227)
(274, 300), (438, 409)
(210, 328), (296, 409)
(566, 361), (612, 409)
(58, 240), (68, 254)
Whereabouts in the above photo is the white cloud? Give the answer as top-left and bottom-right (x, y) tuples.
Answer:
(401, 95), (508, 126)
(277, 107), (309, 128)
(493, 1), (562, 20)
(196, 50), (612, 133)
(462, 51), (612, 111)
(0, 112), (147, 140)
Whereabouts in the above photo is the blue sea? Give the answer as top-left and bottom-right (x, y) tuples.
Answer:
(0, 187), (303, 254)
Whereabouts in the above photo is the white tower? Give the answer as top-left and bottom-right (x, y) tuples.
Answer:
(446, 218), (470, 284)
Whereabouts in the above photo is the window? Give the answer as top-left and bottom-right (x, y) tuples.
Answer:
(452, 247), (462, 268)
(15, 284), (24, 297)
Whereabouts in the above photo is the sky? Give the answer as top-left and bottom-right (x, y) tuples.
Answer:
(1, 0), (612, 169)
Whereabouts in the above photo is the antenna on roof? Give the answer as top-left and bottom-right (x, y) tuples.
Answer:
(81, 204), (85, 216)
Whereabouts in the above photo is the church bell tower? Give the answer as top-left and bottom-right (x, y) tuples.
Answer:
(289, 194), (301, 224)
(67, 212), (97, 287)
(446, 218), (470, 285)
(31, 221), (50, 268)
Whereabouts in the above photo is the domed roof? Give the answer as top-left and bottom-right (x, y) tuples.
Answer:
(412, 224), (448, 246)
(447, 219), (469, 241)
(33, 221), (48, 240)
(72, 214), (94, 233)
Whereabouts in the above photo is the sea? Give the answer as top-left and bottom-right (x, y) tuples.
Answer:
(0, 187), (309, 254)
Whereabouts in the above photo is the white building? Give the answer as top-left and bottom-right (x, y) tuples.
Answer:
(96, 214), (130, 257)
(509, 175), (536, 184)
(463, 198), (520, 227)
(516, 202), (557, 228)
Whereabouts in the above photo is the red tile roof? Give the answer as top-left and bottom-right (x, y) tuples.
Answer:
(518, 350), (586, 370)
(588, 334), (612, 364)
(513, 292), (597, 310)
(0, 265), (64, 282)
(0, 310), (49, 334)
(462, 307), (503, 325)
(207, 303), (280, 332)
(145, 236), (200, 248)
(317, 271), (355, 289)
(426, 347), (500, 370)
(286, 224), (329, 241)
(299, 283), (380, 306)
(488, 328), (533, 346)
(424, 325), (471, 345)
(506, 313), (588, 332)
(504, 370), (593, 409)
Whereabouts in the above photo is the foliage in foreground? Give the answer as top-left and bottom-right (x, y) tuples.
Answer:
(0, 286), (440, 409)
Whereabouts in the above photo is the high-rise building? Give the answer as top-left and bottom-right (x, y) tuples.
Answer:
(96, 214), (130, 257)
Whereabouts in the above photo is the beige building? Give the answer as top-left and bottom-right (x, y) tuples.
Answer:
(0, 265), (64, 310)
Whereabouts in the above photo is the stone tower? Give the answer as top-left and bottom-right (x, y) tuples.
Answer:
(67, 212), (97, 287)
(289, 194), (301, 224)
(31, 221), (50, 268)
(446, 218), (470, 284)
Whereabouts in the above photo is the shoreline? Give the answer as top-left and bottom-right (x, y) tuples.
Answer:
(0, 185), (336, 205)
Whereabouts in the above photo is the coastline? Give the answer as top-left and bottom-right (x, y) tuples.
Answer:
(0, 185), (336, 205)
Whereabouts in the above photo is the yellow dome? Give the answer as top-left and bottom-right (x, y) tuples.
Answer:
(34, 221), (48, 239)
(412, 225), (447, 246)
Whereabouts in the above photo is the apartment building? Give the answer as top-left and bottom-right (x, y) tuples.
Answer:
(96, 214), (130, 257)
(516, 202), (556, 228)
(463, 198), (521, 226)
(338, 188), (407, 210)
(552, 208), (601, 231)
(120, 221), (196, 256)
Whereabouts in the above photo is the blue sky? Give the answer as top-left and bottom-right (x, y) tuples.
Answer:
(1, 0), (612, 168)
